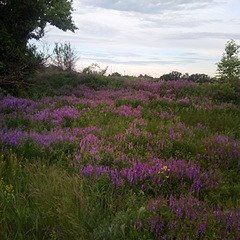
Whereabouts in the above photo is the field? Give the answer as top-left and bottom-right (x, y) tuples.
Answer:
(0, 72), (240, 239)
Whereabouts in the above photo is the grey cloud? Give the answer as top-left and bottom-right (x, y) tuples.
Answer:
(165, 32), (240, 40)
(80, 57), (184, 65)
(80, 51), (210, 66)
(76, 20), (120, 37)
(79, 0), (223, 14)
(139, 14), (222, 28)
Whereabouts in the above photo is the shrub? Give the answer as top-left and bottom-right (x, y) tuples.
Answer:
(210, 82), (239, 103)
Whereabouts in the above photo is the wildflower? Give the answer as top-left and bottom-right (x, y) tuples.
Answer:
(4, 184), (15, 199)
(150, 217), (165, 236)
(197, 222), (208, 237)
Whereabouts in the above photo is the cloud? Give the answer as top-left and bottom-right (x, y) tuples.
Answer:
(164, 32), (240, 40)
(139, 14), (222, 28)
(37, 0), (239, 76)
(78, 0), (223, 14)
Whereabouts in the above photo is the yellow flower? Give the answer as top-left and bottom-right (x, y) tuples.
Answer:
(4, 184), (15, 199)
(162, 165), (170, 172)
(5, 184), (14, 194)
(158, 166), (170, 175)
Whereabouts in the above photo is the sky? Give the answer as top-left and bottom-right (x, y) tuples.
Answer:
(38, 0), (240, 77)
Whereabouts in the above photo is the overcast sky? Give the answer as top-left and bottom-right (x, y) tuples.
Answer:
(40, 0), (240, 76)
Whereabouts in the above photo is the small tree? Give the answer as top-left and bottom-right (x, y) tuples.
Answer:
(217, 40), (240, 81)
(52, 43), (78, 71)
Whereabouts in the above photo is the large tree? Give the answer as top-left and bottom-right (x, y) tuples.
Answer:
(217, 40), (240, 81)
(0, 0), (77, 89)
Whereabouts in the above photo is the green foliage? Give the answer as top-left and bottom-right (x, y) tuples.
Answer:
(217, 40), (240, 81)
(26, 71), (81, 98)
(188, 73), (211, 83)
(0, 0), (76, 43)
(25, 70), (127, 98)
(0, 0), (76, 91)
(160, 71), (182, 81)
(160, 71), (211, 83)
(110, 72), (122, 77)
(179, 107), (240, 138)
(210, 82), (240, 104)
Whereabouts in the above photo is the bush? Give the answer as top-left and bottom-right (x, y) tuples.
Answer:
(25, 68), (127, 98)
(210, 82), (239, 104)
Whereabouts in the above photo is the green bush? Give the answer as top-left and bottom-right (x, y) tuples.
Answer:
(25, 70), (127, 98)
(210, 82), (239, 103)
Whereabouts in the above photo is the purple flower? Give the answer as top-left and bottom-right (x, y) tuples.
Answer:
(0, 129), (27, 145)
(205, 134), (240, 168)
(214, 208), (240, 236)
(32, 106), (80, 124)
(197, 222), (208, 237)
(0, 96), (37, 113)
(169, 195), (207, 221)
(149, 217), (165, 236)
(114, 105), (142, 118)
(0, 126), (100, 147)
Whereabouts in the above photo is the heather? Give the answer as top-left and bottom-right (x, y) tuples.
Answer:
(0, 74), (240, 239)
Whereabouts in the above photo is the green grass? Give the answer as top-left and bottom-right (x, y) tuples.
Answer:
(1, 73), (240, 239)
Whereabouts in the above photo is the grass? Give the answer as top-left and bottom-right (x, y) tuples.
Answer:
(0, 72), (240, 239)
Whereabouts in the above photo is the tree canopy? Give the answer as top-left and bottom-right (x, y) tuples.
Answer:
(217, 40), (240, 81)
(0, 0), (76, 44)
(0, 0), (77, 90)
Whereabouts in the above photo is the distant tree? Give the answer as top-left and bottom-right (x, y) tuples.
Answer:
(160, 71), (182, 81)
(138, 74), (153, 80)
(188, 74), (211, 83)
(217, 40), (240, 81)
(82, 64), (108, 76)
(51, 43), (78, 71)
(110, 72), (122, 77)
(181, 73), (189, 80)
(0, 0), (77, 90)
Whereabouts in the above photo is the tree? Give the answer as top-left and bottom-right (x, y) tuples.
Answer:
(0, 0), (76, 44)
(51, 42), (78, 71)
(82, 64), (108, 76)
(138, 74), (153, 80)
(0, 0), (77, 90)
(160, 71), (182, 81)
(110, 72), (122, 77)
(217, 40), (240, 81)
(188, 74), (211, 83)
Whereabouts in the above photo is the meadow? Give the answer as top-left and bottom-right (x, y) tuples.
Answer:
(0, 71), (240, 239)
